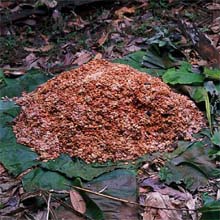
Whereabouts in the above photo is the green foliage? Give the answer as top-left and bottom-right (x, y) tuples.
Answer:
(199, 200), (220, 220)
(115, 50), (165, 77)
(22, 170), (104, 220)
(211, 130), (220, 147)
(40, 154), (137, 181)
(114, 51), (148, 72)
(22, 168), (137, 220)
(159, 141), (220, 191)
(0, 100), (39, 176)
(0, 69), (52, 98)
(149, 0), (172, 9)
(83, 169), (137, 220)
(204, 67), (220, 81)
(144, 26), (177, 49)
(162, 62), (205, 85)
(22, 168), (73, 191)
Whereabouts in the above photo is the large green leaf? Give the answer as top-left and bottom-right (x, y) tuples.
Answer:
(0, 69), (52, 98)
(211, 130), (220, 147)
(0, 142), (39, 176)
(0, 100), (39, 176)
(204, 67), (220, 81)
(84, 169), (138, 220)
(40, 154), (127, 181)
(199, 200), (220, 220)
(114, 51), (165, 77)
(162, 62), (205, 85)
(73, 178), (104, 220)
(114, 51), (147, 71)
(40, 154), (148, 181)
(22, 168), (73, 191)
(159, 141), (220, 191)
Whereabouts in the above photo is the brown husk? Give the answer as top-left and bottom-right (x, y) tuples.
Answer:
(13, 59), (206, 163)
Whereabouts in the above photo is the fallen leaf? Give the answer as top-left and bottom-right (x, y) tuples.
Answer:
(0, 163), (6, 174)
(209, 17), (220, 33)
(94, 53), (103, 59)
(55, 207), (85, 220)
(115, 6), (136, 19)
(72, 51), (92, 66)
(39, 0), (57, 8)
(63, 52), (75, 66)
(185, 196), (197, 220)
(0, 2), (13, 8)
(125, 45), (141, 52)
(22, 19), (36, 26)
(142, 192), (182, 220)
(98, 32), (109, 46)
(71, 13), (89, 30)
(23, 53), (38, 68)
(217, 189), (220, 200)
(206, 3), (220, 10)
(3, 69), (26, 77)
(24, 44), (54, 52)
(69, 189), (86, 214)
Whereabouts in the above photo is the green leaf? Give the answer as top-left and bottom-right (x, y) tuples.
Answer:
(204, 67), (220, 81)
(202, 193), (215, 205)
(211, 131), (220, 147)
(199, 200), (220, 220)
(22, 170), (104, 220)
(22, 168), (73, 191)
(162, 62), (205, 85)
(188, 86), (206, 102)
(114, 51), (148, 72)
(142, 50), (166, 69)
(0, 142), (39, 176)
(0, 69), (52, 98)
(166, 141), (193, 159)
(115, 51), (166, 77)
(41, 154), (144, 181)
(183, 86), (212, 130)
(74, 178), (104, 220)
(0, 100), (39, 176)
(84, 169), (138, 220)
(41, 154), (125, 181)
(159, 141), (220, 191)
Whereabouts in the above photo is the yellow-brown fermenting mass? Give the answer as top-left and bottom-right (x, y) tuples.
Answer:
(13, 59), (206, 162)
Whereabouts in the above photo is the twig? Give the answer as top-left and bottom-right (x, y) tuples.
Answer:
(71, 185), (198, 212)
(46, 193), (51, 220)
(73, 185), (139, 206)
(43, 190), (90, 220)
(41, 192), (58, 220)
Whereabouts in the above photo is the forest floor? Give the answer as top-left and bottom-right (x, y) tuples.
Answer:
(0, 0), (220, 219)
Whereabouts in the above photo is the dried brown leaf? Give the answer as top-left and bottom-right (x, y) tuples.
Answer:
(115, 6), (136, 19)
(24, 44), (54, 52)
(72, 51), (92, 66)
(206, 3), (220, 10)
(142, 192), (182, 220)
(39, 0), (57, 8)
(0, 164), (6, 175)
(3, 69), (26, 77)
(94, 53), (103, 59)
(69, 190), (86, 214)
(98, 32), (109, 46)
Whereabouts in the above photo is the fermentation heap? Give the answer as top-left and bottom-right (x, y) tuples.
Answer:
(13, 60), (206, 162)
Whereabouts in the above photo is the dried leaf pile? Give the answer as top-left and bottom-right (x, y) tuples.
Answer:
(13, 60), (206, 163)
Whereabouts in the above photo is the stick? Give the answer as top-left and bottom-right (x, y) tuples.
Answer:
(46, 193), (51, 220)
(72, 185), (198, 212)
